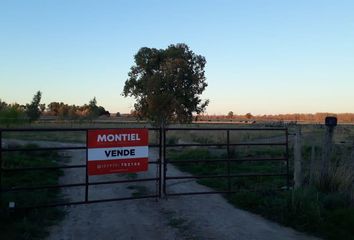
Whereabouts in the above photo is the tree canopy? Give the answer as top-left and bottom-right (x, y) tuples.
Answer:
(245, 113), (253, 120)
(122, 43), (209, 127)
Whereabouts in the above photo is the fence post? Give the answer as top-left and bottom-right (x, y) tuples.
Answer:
(321, 117), (337, 180)
(321, 126), (335, 178)
(294, 126), (303, 189)
(309, 145), (316, 185)
(226, 130), (231, 193)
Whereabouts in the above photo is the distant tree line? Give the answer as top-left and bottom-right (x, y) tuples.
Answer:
(0, 91), (110, 125)
(45, 97), (109, 120)
(196, 112), (354, 123)
(0, 100), (27, 125)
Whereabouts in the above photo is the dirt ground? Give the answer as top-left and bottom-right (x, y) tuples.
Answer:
(4, 140), (320, 240)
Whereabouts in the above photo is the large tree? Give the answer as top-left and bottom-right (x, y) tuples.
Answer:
(122, 43), (209, 127)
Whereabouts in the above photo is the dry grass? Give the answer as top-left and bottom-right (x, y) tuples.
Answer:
(304, 144), (354, 202)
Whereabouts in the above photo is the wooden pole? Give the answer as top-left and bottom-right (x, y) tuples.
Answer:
(321, 125), (335, 179)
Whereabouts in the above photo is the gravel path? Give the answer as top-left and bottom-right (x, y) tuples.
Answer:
(4, 140), (320, 240)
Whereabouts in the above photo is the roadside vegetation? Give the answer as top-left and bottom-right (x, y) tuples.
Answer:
(0, 143), (64, 240)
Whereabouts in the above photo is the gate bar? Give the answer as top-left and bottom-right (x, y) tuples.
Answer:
(85, 130), (89, 202)
(167, 157), (287, 164)
(0, 130), (2, 203)
(286, 128), (290, 189)
(166, 173), (288, 180)
(166, 143), (286, 147)
(226, 130), (231, 192)
(158, 128), (162, 198)
(163, 128), (167, 196)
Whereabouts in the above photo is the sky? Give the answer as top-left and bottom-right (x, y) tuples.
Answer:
(1, 0), (354, 115)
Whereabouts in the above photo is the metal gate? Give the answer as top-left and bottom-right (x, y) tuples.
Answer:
(162, 127), (289, 196)
(0, 127), (289, 209)
(0, 128), (162, 209)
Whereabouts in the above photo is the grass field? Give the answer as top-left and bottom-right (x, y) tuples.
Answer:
(0, 144), (65, 240)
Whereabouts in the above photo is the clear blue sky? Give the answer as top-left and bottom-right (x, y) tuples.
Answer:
(1, 0), (353, 115)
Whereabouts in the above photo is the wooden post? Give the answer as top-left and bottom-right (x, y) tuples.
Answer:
(321, 125), (335, 179)
(294, 126), (303, 189)
(309, 145), (316, 185)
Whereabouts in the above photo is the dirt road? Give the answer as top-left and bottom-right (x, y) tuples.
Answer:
(4, 140), (320, 240)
